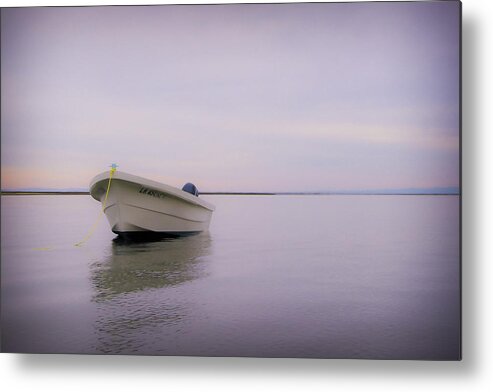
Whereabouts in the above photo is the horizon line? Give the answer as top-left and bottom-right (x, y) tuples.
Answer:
(0, 191), (460, 196)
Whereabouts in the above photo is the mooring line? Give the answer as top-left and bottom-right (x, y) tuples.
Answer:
(74, 164), (117, 247)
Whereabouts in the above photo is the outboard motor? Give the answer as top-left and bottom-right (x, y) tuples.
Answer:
(182, 182), (199, 196)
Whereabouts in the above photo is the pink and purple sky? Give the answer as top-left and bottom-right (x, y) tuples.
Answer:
(1, 1), (460, 192)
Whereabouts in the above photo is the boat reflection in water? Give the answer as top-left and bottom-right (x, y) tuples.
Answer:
(90, 233), (212, 354)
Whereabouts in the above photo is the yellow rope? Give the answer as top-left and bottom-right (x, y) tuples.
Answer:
(74, 167), (116, 247)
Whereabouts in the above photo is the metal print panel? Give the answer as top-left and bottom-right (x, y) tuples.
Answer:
(0, 1), (461, 359)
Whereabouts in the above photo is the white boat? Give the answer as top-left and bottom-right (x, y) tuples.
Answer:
(89, 170), (215, 238)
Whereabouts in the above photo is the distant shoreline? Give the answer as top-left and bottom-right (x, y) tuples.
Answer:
(1, 191), (460, 196)
(1, 191), (90, 195)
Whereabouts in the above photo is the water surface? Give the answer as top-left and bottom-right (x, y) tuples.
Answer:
(1, 195), (460, 359)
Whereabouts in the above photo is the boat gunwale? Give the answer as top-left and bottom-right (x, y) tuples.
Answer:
(89, 171), (215, 211)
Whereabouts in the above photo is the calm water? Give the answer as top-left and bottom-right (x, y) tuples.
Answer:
(1, 195), (460, 359)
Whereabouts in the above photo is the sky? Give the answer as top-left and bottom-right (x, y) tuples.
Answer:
(0, 1), (460, 192)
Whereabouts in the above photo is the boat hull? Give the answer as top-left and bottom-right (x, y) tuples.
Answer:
(89, 171), (214, 236)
